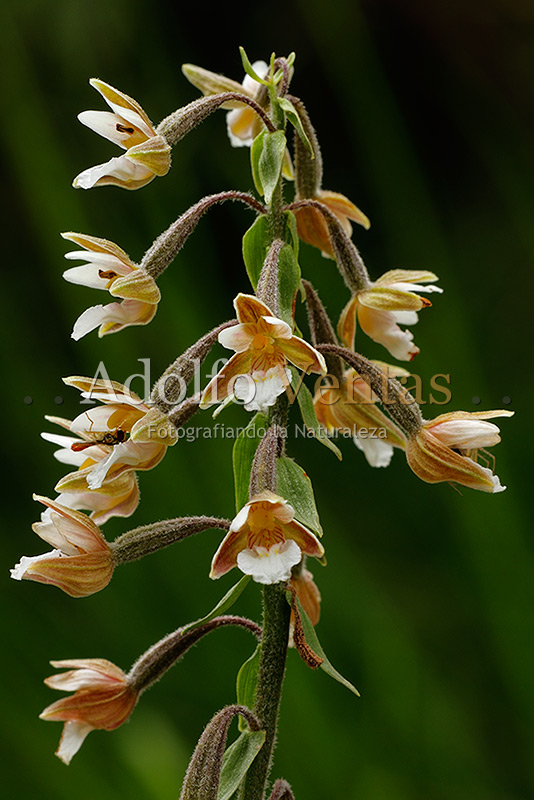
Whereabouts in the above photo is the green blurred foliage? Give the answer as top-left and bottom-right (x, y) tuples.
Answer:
(1, 0), (533, 798)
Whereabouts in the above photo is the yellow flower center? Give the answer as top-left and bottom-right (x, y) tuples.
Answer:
(246, 504), (285, 549)
(251, 333), (275, 353)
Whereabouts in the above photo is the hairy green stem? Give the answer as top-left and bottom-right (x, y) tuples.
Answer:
(238, 584), (291, 800)
(238, 95), (293, 798)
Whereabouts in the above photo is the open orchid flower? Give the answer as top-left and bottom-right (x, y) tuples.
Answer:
(314, 364), (408, 468)
(406, 410), (514, 492)
(62, 232), (160, 339)
(11, 496), (114, 597)
(43, 378), (175, 499)
(211, 491), (324, 584)
(201, 293), (326, 413)
(40, 659), (138, 764)
(338, 270), (442, 361)
(73, 79), (171, 190)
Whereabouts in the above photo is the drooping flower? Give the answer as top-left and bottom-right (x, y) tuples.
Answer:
(289, 568), (321, 646)
(211, 491), (324, 584)
(62, 232), (160, 340)
(73, 79), (171, 190)
(294, 191), (370, 258)
(43, 377), (176, 496)
(200, 294), (326, 413)
(10, 496), (114, 597)
(182, 60), (269, 148)
(406, 409), (514, 492)
(40, 659), (138, 764)
(314, 364), (408, 468)
(338, 270), (442, 361)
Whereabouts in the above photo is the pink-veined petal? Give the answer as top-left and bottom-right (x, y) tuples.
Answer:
(200, 351), (254, 407)
(234, 293), (273, 323)
(210, 528), (249, 578)
(338, 296), (358, 350)
(278, 336), (327, 374)
(218, 323), (257, 352)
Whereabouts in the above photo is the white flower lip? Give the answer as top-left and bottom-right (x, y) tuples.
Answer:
(233, 367), (291, 413)
(10, 550), (63, 580)
(353, 435), (394, 468)
(55, 720), (93, 765)
(237, 540), (302, 584)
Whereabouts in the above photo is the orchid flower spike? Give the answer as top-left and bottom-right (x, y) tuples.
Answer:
(73, 79), (171, 190)
(200, 293), (326, 413)
(210, 491), (324, 584)
(62, 233), (160, 340)
(338, 270), (443, 361)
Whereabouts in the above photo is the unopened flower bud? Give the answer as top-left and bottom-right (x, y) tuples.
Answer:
(179, 704), (263, 800)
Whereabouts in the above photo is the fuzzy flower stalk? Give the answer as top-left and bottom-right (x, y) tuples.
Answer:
(40, 616), (261, 764)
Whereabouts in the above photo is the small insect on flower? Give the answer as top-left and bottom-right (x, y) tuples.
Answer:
(70, 429), (127, 452)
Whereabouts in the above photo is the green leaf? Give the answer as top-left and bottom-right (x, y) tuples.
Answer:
(276, 456), (323, 537)
(242, 215), (269, 291)
(290, 368), (342, 460)
(259, 131), (287, 205)
(233, 412), (268, 510)
(239, 46), (270, 87)
(250, 131), (266, 197)
(242, 212), (300, 295)
(278, 96), (313, 156)
(283, 210), (299, 257)
(273, 52), (296, 85)
(236, 645), (261, 731)
(289, 591), (361, 697)
(181, 575), (251, 635)
(218, 729), (266, 800)
(277, 243), (301, 326)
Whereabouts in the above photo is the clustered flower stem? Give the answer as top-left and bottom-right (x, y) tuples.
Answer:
(16, 46), (512, 799)
(238, 87), (293, 795)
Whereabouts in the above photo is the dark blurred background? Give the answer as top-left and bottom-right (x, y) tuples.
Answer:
(2, 1), (533, 798)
